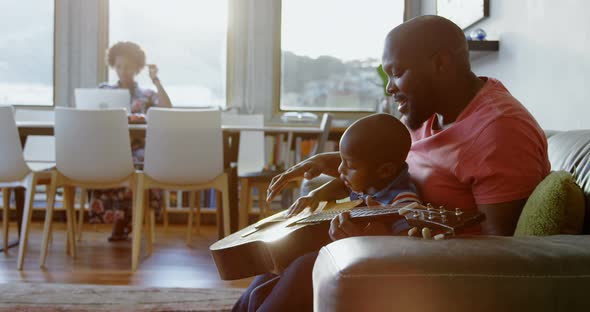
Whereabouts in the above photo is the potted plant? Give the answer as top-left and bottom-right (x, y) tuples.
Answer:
(376, 64), (398, 117)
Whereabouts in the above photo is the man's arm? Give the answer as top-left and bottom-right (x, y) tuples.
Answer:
(267, 152), (342, 202)
(286, 178), (350, 216)
(331, 198), (528, 240)
(461, 117), (548, 236)
(313, 178), (350, 201)
(477, 198), (527, 236)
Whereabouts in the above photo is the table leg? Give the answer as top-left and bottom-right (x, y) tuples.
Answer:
(0, 188), (27, 252)
(222, 132), (240, 238)
(15, 187), (25, 237)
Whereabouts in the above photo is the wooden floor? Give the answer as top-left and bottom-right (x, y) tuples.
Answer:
(0, 222), (252, 289)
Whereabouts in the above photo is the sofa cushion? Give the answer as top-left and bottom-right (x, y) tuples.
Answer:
(515, 171), (585, 236)
(313, 236), (590, 312)
(546, 130), (590, 233)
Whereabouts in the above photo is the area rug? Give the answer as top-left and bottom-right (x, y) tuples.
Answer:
(0, 283), (244, 312)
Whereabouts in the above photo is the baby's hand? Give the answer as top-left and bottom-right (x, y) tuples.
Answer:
(286, 194), (320, 217)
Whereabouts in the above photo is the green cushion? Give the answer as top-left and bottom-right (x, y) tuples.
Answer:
(514, 171), (585, 236)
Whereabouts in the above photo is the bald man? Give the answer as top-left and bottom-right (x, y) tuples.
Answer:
(235, 16), (550, 311)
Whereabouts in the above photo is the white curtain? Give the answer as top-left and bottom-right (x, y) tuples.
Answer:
(228, 0), (278, 117)
(54, 0), (108, 107)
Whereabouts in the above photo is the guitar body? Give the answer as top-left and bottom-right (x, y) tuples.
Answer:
(210, 211), (332, 280)
(210, 201), (485, 280)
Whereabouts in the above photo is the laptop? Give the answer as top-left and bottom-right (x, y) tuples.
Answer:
(74, 88), (131, 111)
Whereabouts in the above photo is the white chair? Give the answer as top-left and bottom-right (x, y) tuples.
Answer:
(237, 113), (333, 229)
(23, 135), (89, 243)
(221, 114), (267, 228)
(161, 114), (264, 231)
(23, 136), (56, 172)
(134, 108), (229, 271)
(221, 113), (266, 176)
(39, 108), (146, 269)
(0, 106), (57, 270)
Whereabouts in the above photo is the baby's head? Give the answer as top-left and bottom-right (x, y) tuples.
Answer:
(338, 113), (411, 195)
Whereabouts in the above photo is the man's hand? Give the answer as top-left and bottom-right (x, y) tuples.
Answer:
(267, 152), (341, 203)
(286, 194), (321, 217)
(329, 211), (390, 241)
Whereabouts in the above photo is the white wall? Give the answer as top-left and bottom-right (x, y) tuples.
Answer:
(423, 0), (590, 130)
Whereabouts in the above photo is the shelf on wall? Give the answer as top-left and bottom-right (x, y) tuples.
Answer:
(468, 40), (499, 51)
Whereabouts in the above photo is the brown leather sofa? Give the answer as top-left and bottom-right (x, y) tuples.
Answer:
(312, 130), (590, 312)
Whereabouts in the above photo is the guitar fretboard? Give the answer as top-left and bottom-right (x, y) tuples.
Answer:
(295, 207), (401, 224)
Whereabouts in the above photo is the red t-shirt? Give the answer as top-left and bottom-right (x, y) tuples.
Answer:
(407, 78), (550, 215)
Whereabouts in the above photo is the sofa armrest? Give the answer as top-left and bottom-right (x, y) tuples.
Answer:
(313, 235), (590, 312)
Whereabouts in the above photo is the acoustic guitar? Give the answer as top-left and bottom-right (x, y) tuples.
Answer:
(210, 201), (485, 280)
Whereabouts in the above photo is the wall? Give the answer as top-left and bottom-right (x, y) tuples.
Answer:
(422, 0), (590, 130)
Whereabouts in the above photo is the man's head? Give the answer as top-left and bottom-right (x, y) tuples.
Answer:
(338, 113), (411, 195)
(381, 15), (471, 130)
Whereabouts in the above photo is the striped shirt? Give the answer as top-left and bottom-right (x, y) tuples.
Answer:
(349, 162), (421, 207)
(349, 163), (421, 234)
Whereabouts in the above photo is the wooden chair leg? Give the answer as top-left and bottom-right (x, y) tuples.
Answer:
(76, 188), (86, 241)
(149, 190), (156, 244)
(144, 191), (152, 257)
(17, 174), (38, 270)
(45, 185), (57, 249)
(2, 188), (10, 252)
(221, 176), (231, 237)
(40, 172), (57, 267)
(163, 191), (169, 230)
(195, 191), (202, 235)
(131, 176), (145, 272)
(257, 183), (269, 218)
(239, 179), (250, 229)
(149, 208), (155, 245)
(63, 186), (77, 259)
(248, 186), (254, 216)
(186, 191), (195, 245)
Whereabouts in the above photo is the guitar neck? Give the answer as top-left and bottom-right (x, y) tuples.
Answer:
(295, 207), (402, 225)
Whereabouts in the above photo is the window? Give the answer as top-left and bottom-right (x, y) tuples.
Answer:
(108, 0), (227, 107)
(280, 0), (404, 112)
(0, 1), (54, 106)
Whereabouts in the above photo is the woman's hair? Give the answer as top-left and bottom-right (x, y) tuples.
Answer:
(106, 41), (146, 69)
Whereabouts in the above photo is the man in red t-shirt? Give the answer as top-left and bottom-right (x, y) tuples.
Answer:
(269, 15), (549, 236)
(234, 15), (550, 312)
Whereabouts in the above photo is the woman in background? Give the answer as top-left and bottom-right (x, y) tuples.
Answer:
(90, 41), (172, 241)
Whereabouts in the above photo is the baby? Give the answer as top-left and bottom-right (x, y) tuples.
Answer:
(287, 113), (420, 234)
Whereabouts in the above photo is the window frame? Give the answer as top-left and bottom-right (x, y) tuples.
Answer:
(274, 0), (406, 119)
(272, 0), (412, 119)
(104, 0), (230, 109)
(9, 0), (57, 108)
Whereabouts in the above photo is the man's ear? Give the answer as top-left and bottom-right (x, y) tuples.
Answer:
(376, 162), (397, 179)
(432, 50), (453, 74)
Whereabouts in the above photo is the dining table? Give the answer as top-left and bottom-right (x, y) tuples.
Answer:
(15, 120), (324, 240)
